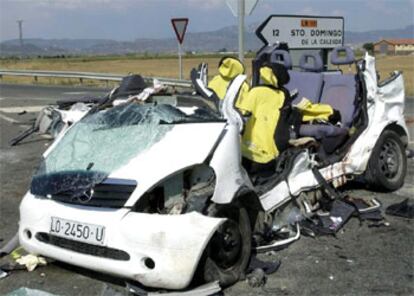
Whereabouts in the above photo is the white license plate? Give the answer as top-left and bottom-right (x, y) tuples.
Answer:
(50, 217), (106, 246)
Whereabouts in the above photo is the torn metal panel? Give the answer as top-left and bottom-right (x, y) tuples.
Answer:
(259, 180), (290, 212)
(255, 223), (301, 252)
(287, 151), (317, 196)
(210, 74), (253, 204)
(220, 74), (246, 131)
(259, 151), (316, 211)
(210, 124), (253, 204)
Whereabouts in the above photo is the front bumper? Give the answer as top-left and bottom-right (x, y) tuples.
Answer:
(19, 192), (224, 290)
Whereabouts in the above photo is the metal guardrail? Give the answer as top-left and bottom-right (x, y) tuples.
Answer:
(0, 69), (193, 88)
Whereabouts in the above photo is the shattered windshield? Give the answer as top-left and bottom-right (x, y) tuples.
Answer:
(31, 103), (221, 197)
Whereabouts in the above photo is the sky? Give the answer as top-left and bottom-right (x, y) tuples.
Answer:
(0, 0), (413, 42)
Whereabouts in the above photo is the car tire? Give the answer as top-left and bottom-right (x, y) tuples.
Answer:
(199, 203), (252, 288)
(365, 130), (407, 191)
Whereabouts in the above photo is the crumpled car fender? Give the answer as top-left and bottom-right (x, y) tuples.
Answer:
(210, 124), (253, 204)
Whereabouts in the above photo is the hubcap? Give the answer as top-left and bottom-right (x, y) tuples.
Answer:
(379, 139), (400, 179)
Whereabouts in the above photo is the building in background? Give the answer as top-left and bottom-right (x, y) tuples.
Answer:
(374, 39), (414, 55)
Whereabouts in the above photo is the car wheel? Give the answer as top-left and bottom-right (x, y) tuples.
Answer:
(200, 203), (251, 288)
(365, 130), (407, 191)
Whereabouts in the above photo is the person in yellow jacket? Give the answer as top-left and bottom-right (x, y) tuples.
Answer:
(208, 56), (250, 110)
(241, 63), (292, 172)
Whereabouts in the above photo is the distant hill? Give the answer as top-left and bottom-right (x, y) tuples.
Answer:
(345, 25), (414, 44)
(1, 24), (412, 57)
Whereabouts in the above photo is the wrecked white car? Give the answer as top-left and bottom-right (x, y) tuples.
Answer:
(18, 45), (408, 291)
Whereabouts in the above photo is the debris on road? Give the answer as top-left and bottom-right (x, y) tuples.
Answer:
(386, 198), (414, 219)
(246, 268), (266, 288)
(299, 196), (386, 236)
(16, 254), (47, 272)
(1, 243), (47, 273)
(346, 196), (384, 221)
(245, 253), (281, 288)
(318, 200), (355, 233)
(247, 256), (281, 275)
(368, 221), (390, 228)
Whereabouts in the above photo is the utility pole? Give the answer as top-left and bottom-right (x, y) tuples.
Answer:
(238, 0), (245, 62)
(17, 20), (23, 56)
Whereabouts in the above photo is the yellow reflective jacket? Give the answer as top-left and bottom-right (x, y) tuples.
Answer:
(208, 57), (249, 109)
(241, 66), (287, 164)
(295, 97), (334, 122)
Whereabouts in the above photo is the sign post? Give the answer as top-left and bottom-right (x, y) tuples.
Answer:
(226, 0), (258, 62)
(238, 0), (245, 62)
(171, 18), (189, 80)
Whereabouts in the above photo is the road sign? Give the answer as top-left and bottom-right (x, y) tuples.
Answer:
(171, 18), (189, 80)
(171, 18), (189, 44)
(226, 0), (258, 16)
(256, 15), (344, 49)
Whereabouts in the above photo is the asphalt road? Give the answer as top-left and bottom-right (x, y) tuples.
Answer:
(0, 83), (413, 296)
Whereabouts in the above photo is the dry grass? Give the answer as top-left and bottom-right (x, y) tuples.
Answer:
(0, 56), (252, 89)
(339, 54), (414, 96)
(0, 54), (413, 96)
(0, 56), (250, 79)
(375, 55), (414, 97)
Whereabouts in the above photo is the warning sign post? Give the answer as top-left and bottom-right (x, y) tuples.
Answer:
(171, 18), (189, 80)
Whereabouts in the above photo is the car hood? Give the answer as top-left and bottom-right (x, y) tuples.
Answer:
(108, 122), (226, 207)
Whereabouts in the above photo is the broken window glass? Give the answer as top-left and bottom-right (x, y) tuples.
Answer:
(31, 103), (221, 198)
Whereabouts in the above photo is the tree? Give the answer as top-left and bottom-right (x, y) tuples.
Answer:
(363, 42), (374, 53)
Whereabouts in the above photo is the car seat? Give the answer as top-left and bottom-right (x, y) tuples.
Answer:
(276, 51), (325, 104)
(207, 56), (250, 110)
(241, 63), (291, 167)
(298, 46), (358, 154)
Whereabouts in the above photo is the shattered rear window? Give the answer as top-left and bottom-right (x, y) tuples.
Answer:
(31, 103), (221, 197)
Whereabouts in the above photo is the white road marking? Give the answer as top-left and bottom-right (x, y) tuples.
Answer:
(0, 106), (44, 113)
(63, 92), (89, 95)
(0, 113), (19, 123)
